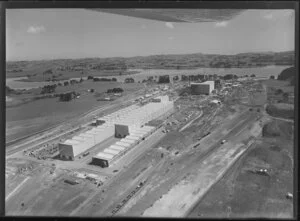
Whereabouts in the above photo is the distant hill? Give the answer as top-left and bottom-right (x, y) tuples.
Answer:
(6, 51), (294, 78)
(277, 66), (295, 85)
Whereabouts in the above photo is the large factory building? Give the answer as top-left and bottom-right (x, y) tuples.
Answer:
(92, 125), (156, 167)
(58, 95), (174, 161)
(191, 81), (215, 95)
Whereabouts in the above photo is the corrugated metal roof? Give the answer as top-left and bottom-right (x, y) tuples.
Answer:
(109, 145), (126, 151)
(81, 133), (94, 138)
(95, 152), (114, 160)
(116, 141), (131, 147)
(103, 148), (120, 155)
(126, 135), (141, 141)
(64, 139), (80, 145)
(120, 138), (136, 144)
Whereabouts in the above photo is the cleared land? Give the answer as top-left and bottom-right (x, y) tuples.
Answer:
(5, 77), (294, 218)
(187, 79), (294, 218)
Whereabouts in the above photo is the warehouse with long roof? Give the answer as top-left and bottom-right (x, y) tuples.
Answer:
(91, 125), (156, 167)
(58, 95), (174, 161)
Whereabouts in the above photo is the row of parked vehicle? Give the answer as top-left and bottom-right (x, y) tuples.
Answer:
(111, 180), (147, 215)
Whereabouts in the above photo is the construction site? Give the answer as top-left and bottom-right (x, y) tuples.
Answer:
(5, 73), (294, 218)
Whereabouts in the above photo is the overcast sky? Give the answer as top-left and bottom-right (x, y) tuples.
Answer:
(6, 9), (295, 61)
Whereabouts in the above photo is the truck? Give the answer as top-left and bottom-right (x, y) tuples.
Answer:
(221, 140), (227, 144)
(64, 179), (79, 185)
(83, 152), (90, 157)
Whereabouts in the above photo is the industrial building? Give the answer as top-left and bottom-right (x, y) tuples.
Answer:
(59, 95), (173, 161)
(92, 152), (115, 168)
(92, 125), (156, 167)
(191, 81), (215, 95)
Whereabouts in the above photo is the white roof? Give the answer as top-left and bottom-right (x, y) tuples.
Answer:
(211, 99), (220, 103)
(130, 130), (146, 135)
(109, 145), (126, 151)
(86, 173), (98, 179)
(64, 139), (80, 145)
(86, 130), (98, 135)
(191, 81), (214, 85)
(126, 135), (141, 141)
(81, 133), (94, 138)
(116, 141), (131, 147)
(103, 148), (120, 155)
(142, 126), (155, 130)
(120, 138), (136, 144)
(129, 133), (143, 138)
(95, 152), (114, 160)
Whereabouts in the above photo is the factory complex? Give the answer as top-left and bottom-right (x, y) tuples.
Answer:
(58, 95), (174, 165)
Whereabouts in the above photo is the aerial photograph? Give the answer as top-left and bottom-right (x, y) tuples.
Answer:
(5, 8), (295, 218)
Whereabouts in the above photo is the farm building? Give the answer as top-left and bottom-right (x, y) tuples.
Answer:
(191, 81), (215, 95)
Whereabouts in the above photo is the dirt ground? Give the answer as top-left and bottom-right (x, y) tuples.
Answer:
(188, 118), (294, 218)
(5, 159), (98, 216)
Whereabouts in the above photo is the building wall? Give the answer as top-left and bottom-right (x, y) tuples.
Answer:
(115, 124), (130, 138)
(191, 81), (215, 95)
(58, 143), (74, 160)
(92, 157), (109, 168)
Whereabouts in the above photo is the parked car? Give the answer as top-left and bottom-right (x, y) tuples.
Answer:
(221, 140), (227, 144)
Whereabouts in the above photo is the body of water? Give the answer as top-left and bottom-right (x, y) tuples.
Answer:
(6, 66), (291, 89)
(98, 66), (292, 83)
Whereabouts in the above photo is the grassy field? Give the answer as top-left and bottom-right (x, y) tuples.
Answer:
(6, 81), (143, 142)
(261, 79), (294, 119)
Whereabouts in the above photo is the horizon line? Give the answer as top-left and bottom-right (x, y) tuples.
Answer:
(6, 49), (294, 63)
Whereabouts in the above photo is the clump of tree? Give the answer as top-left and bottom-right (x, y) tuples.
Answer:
(6, 86), (15, 95)
(87, 75), (94, 80)
(93, 77), (113, 82)
(270, 75), (275, 79)
(107, 88), (124, 93)
(277, 66), (295, 86)
(70, 79), (82, 85)
(181, 74), (206, 82)
(112, 78), (117, 82)
(64, 81), (69, 86)
(250, 74), (256, 77)
(173, 76), (179, 81)
(275, 89), (283, 95)
(223, 74), (234, 80)
(158, 75), (170, 83)
(43, 69), (53, 75)
(59, 91), (79, 102)
(41, 84), (57, 94)
(125, 78), (135, 83)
